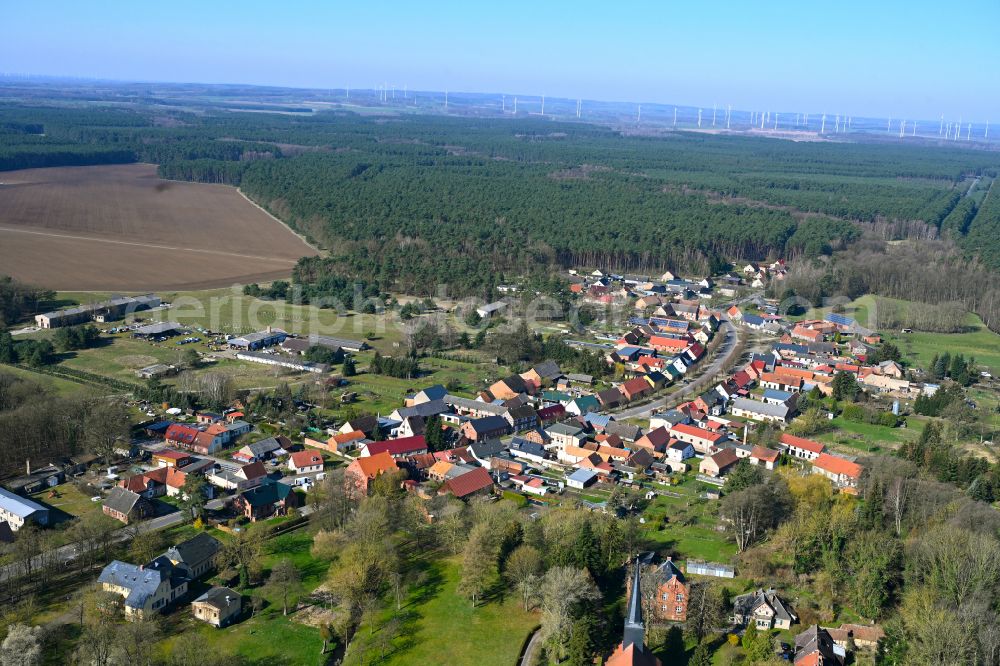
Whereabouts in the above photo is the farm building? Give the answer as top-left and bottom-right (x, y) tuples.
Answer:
(35, 294), (160, 328)
(228, 328), (288, 351)
(132, 321), (184, 339)
(234, 351), (328, 374)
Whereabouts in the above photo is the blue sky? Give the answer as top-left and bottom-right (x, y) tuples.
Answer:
(2, 1), (998, 120)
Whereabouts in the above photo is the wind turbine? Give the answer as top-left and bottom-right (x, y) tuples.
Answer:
(576, 98), (582, 118)
(673, 107), (677, 126)
(514, 96), (518, 114)
(986, 121), (990, 140)
(445, 90), (449, 110)
(697, 108), (702, 127)
(541, 95), (545, 115)
(821, 114), (826, 133)
(774, 113), (779, 130)
(887, 115), (892, 133)
(899, 119), (905, 138)
(939, 115), (944, 136)
(637, 104), (641, 123)
(502, 95), (506, 113)
(712, 103), (717, 127)
(967, 123), (972, 141)
(727, 104), (732, 129)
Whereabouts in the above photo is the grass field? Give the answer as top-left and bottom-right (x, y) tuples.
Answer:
(815, 417), (920, 452)
(640, 481), (737, 563)
(29, 483), (101, 523)
(0, 363), (97, 396)
(344, 555), (538, 666)
(0, 164), (317, 291)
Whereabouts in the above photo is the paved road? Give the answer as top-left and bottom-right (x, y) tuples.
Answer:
(520, 628), (543, 666)
(613, 317), (742, 420)
(0, 497), (226, 584)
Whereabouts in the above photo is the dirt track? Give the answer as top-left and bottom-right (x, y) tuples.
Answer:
(0, 163), (319, 291)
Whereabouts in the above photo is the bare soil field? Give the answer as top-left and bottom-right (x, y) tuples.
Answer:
(0, 163), (319, 290)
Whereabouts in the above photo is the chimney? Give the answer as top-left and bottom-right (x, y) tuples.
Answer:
(266, 325), (272, 334)
(26, 459), (31, 476)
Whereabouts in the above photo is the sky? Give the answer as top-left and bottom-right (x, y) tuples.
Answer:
(2, 1), (998, 120)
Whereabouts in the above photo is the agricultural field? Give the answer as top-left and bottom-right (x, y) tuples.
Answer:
(0, 164), (318, 291)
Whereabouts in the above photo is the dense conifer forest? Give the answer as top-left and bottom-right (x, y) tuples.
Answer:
(2, 103), (998, 295)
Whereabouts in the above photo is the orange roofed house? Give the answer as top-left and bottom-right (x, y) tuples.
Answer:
(345, 451), (398, 497)
(811, 453), (863, 490)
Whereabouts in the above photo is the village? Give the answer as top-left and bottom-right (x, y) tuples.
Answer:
(0, 257), (995, 666)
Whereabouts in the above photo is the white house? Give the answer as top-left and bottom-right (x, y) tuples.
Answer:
(288, 451), (324, 475)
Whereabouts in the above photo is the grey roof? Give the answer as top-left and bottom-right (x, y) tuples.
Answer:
(166, 533), (221, 571)
(510, 438), (547, 459)
(603, 421), (642, 442)
(654, 558), (685, 583)
(567, 468), (598, 484)
(468, 415), (510, 433)
(296, 334), (367, 351)
(656, 409), (689, 426)
(134, 321), (183, 335)
(547, 421), (585, 437)
(444, 395), (506, 415)
(733, 588), (796, 623)
(103, 487), (144, 515)
(394, 399), (449, 419)
(565, 372), (593, 383)
(469, 439), (506, 460)
(230, 329), (288, 345)
(40, 294), (159, 320)
(244, 437), (284, 458)
(731, 397), (791, 419)
(531, 360), (563, 380)
(194, 586), (242, 611)
(98, 559), (176, 609)
(411, 384), (447, 402)
(623, 557), (646, 650)
(0, 487), (48, 520)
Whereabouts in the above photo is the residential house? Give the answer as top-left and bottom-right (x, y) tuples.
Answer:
(361, 435), (429, 459)
(165, 533), (222, 579)
(488, 374), (531, 400)
(339, 415), (378, 437)
(153, 450), (192, 468)
(404, 384), (448, 408)
(438, 467), (494, 500)
(633, 427), (671, 454)
(509, 438), (550, 465)
(103, 487), (153, 524)
(699, 448), (739, 478)
(505, 404), (540, 432)
(621, 377), (653, 402)
(597, 388), (624, 409)
(547, 422), (588, 450)
(861, 374), (911, 395)
(565, 395), (601, 417)
(750, 446), (780, 470)
(345, 452), (399, 497)
(0, 488), (49, 531)
(232, 436), (288, 464)
(604, 421), (643, 443)
(288, 451), (324, 475)
(118, 470), (167, 499)
(669, 423), (727, 454)
(730, 397), (793, 424)
(794, 625), (845, 666)
(823, 624), (885, 654)
(812, 453), (863, 489)
(208, 461), (268, 492)
(192, 587), (242, 628)
(648, 559), (688, 622)
(667, 441), (695, 463)
(732, 588), (798, 630)
(98, 558), (189, 619)
(234, 481), (299, 522)
(778, 434), (826, 461)
(460, 416), (512, 442)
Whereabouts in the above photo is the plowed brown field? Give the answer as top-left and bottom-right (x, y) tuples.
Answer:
(0, 163), (319, 291)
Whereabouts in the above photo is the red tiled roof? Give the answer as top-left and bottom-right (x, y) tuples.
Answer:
(441, 467), (493, 498)
(671, 423), (725, 443)
(290, 451), (323, 468)
(779, 433), (826, 454)
(351, 451), (398, 479)
(365, 435), (427, 457)
(154, 449), (189, 461)
(240, 461), (267, 480)
(751, 446), (780, 463)
(813, 453), (863, 479)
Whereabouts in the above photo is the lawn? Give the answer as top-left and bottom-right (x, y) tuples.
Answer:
(30, 483), (101, 523)
(641, 490), (737, 563)
(889, 322), (1000, 374)
(155, 528), (327, 665)
(815, 417), (919, 452)
(344, 555), (538, 666)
